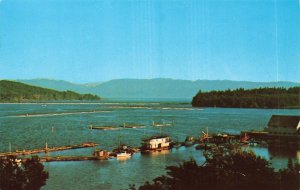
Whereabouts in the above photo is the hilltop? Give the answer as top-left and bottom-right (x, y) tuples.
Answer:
(0, 80), (100, 102)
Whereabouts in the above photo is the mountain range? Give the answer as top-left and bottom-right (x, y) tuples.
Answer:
(16, 78), (299, 99)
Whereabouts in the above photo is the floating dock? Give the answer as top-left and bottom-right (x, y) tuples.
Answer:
(0, 142), (98, 157)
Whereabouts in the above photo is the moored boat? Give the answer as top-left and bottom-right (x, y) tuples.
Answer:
(184, 136), (196, 146)
(116, 152), (131, 159)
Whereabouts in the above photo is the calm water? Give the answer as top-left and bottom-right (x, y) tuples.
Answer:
(0, 102), (299, 190)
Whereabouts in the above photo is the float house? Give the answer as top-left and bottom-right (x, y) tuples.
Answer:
(141, 135), (171, 152)
(265, 115), (300, 147)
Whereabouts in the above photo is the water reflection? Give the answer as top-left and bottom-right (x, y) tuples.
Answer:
(268, 146), (298, 158)
(116, 156), (131, 161)
(253, 145), (299, 169)
(141, 149), (170, 156)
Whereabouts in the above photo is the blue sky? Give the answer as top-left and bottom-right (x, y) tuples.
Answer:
(0, 0), (299, 83)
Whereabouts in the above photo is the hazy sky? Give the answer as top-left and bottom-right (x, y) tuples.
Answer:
(0, 0), (299, 83)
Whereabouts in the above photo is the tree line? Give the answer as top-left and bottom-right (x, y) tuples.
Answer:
(192, 87), (300, 108)
(0, 80), (100, 102)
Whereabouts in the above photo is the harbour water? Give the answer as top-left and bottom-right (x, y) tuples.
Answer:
(0, 101), (299, 189)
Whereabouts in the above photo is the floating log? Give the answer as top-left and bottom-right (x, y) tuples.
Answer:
(121, 123), (145, 128)
(152, 121), (173, 127)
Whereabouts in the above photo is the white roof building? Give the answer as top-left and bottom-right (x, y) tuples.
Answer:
(141, 135), (171, 150)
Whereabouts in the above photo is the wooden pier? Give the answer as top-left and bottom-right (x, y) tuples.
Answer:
(0, 142), (98, 157)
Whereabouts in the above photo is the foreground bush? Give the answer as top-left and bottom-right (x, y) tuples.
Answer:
(131, 146), (299, 190)
(0, 156), (49, 190)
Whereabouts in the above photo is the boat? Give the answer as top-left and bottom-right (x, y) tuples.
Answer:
(92, 149), (109, 160)
(171, 141), (182, 148)
(116, 152), (131, 158)
(112, 136), (137, 159)
(199, 127), (212, 142)
(240, 133), (251, 144)
(184, 136), (196, 146)
(112, 144), (138, 155)
(170, 136), (182, 148)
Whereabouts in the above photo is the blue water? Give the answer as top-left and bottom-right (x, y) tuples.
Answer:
(0, 102), (299, 190)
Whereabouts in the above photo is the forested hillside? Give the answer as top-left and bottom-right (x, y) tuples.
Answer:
(0, 80), (100, 102)
(192, 87), (300, 108)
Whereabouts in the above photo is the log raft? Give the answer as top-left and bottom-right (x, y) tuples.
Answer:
(0, 142), (98, 157)
(39, 155), (109, 162)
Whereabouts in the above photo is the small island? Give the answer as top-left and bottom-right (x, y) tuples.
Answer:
(192, 87), (300, 109)
(0, 80), (100, 102)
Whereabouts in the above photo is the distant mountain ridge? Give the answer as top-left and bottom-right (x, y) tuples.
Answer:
(16, 78), (300, 99)
(16, 79), (92, 93)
